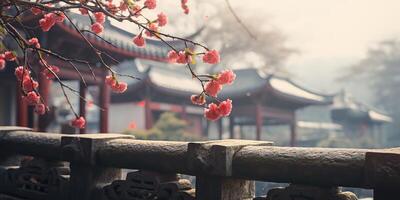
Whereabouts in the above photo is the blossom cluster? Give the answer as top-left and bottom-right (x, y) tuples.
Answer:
(131, 1), (170, 48)
(205, 70), (236, 96)
(105, 75), (128, 93)
(0, 52), (14, 71)
(71, 116), (86, 129)
(181, 0), (190, 14)
(191, 70), (236, 121)
(165, 47), (236, 121)
(1, 38), (85, 129)
(166, 49), (221, 65)
(164, 46), (236, 121)
(9, 38), (61, 117)
(32, 4), (66, 32)
(0, 51), (41, 115)
(204, 99), (232, 121)
(15, 63), (44, 116)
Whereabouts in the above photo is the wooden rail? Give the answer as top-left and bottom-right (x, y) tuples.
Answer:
(0, 126), (398, 200)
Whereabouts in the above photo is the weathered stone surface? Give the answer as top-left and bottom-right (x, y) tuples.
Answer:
(61, 134), (134, 165)
(0, 158), (69, 200)
(2, 128), (400, 200)
(103, 171), (195, 200)
(233, 146), (371, 187)
(97, 139), (189, 174)
(0, 130), (62, 160)
(61, 134), (132, 200)
(0, 126), (31, 133)
(189, 140), (270, 200)
(188, 139), (272, 176)
(365, 148), (400, 189)
(265, 184), (358, 200)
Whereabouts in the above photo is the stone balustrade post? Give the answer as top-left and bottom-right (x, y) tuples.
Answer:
(365, 149), (400, 200)
(187, 139), (273, 200)
(61, 133), (134, 200)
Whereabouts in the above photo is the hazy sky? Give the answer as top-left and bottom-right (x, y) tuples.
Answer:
(223, 0), (400, 93)
(149, 0), (400, 97)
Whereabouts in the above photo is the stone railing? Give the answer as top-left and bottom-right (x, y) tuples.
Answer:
(0, 126), (398, 200)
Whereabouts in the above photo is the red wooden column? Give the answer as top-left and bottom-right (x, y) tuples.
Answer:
(16, 84), (28, 127)
(181, 104), (188, 121)
(99, 69), (110, 133)
(290, 113), (297, 147)
(255, 103), (263, 140)
(79, 81), (87, 134)
(38, 66), (51, 132)
(144, 84), (153, 130)
(144, 97), (153, 129)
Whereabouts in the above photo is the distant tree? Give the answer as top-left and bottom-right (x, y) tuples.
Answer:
(343, 39), (400, 146)
(197, 1), (295, 75)
(124, 112), (204, 141)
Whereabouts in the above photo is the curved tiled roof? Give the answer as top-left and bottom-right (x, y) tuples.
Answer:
(268, 76), (328, 104)
(332, 91), (392, 123)
(58, 11), (202, 61)
(112, 59), (332, 105)
(220, 68), (332, 105)
(219, 68), (267, 98)
(368, 110), (392, 123)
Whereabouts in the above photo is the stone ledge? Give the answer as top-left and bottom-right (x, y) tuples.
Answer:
(188, 139), (272, 176)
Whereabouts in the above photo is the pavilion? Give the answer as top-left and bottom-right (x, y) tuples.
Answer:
(0, 10), (334, 146)
(110, 59), (333, 146)
(330, 91), (392, 138)
(0, 11), (198, 133)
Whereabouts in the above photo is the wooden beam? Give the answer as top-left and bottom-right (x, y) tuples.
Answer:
(99, 69), (110, 133)
(38, 65), (51, 132)
(144, 85), (153, 130)
(16, 83), (28, 127)
(46, 57), (102, 85)
(79, 81), (87, 134)
(181, 103), (188, 121)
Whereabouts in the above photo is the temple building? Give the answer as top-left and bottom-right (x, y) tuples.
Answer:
(330, 91), (392, 139)
(0, 11), (196, 133)
(110, 59), (333, 146)
(0, 11), (391, 147)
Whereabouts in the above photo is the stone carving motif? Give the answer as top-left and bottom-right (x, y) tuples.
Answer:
(0, 158), (69, 200)
(104, 171), (195, 200)
(254, 184), (358, 200)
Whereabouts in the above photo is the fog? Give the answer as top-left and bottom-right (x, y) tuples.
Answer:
(156, 0), (400, 104)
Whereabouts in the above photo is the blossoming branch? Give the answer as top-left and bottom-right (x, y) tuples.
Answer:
(0, 0), (236, 129)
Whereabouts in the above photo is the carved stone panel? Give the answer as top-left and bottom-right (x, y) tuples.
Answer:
(103, 171), (195, 200)
(256, 184), (358, 200)
(0, 158), (69, 200)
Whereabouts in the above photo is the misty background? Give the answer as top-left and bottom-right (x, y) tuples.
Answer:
(151, 0), (400, 146)
(155, 0), (400, 97)
(97, 0), (400, 146)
